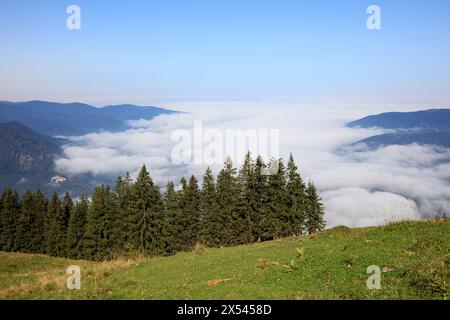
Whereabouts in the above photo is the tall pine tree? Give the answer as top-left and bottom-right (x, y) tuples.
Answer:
(0, 188), (19, 251)
(162, 181), (182, 253)
(252, 156), (269, 241)
(234, 152), (257, 244)
(176, 175), (201, 250)
(198, 167), (220, 247)
(262, 159), (289, 239)
(305, 181), (325, 234)
(15, 190), (34, 252)
(30, 190), (47, 253)
(44, 192), (61, 256)
(127, 165), (163, 255)
(286, 154), (307, 236)
(66, 196), (89, 259)
(83, 185), (116, 260)
(111, 173), (133, 253)
(55, 192), (74, 256)
(215, 157), (238, 246)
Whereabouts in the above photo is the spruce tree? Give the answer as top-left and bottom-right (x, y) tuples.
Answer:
(234, 152), (257, 244)
(83, 185), (116, 260)
(286, 153), (307, 236)
(172, 175), (201, 251)
(263, 159), (289, 239)
(127, 165), (163, 255)
(215, 157), (238, 246)
(44, 193), (61, 256)
(55, 192), (73, 256)
(30, 190), (47, 253)
(179, 177), (188, 196)
(198, 167), (220, 247)
(0, 192), (2, 249)
(162, 181), (182, 254)
(112, 173), (133, 253)
(0, 188), (19, 251)
(171, 177), (189, 251)
(252, 156), (269, 241)
(185, 175), (201, 246)
(15, 190), (34, 252)
(305, 181), (325, 234)
(66, 196), (89, 259)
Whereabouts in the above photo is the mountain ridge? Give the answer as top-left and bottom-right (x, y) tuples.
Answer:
(0, 100), (177, 136)
(347, 108), (450, 132)
(348, 108), (450, 149)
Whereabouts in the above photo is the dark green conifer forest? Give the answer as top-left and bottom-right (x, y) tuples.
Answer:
(0, 153), (325, 261)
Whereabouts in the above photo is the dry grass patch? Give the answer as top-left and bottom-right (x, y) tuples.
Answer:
(0, 252), (146, 299)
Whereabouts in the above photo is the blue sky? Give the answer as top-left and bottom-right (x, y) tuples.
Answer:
(0, 0), (449, 105)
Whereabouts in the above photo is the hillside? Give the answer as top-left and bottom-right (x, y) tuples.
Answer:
(0, 121), (118, 196)
(0, 121), (62, 174)
(1, 220), (448, 300)
(0, 122), (62, 193)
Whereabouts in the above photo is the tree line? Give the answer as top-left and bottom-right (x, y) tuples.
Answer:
(0, 153), (325, 261)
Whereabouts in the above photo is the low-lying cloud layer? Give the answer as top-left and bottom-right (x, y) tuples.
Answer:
(55, 102), (450, 227)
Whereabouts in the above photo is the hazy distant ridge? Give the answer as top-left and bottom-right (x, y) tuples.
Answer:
(348, 109), (450, 148)
(0, 100), (177, 136)
(348, 109), (450, 132)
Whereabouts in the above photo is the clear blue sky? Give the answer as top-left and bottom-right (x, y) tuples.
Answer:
(0, 0), (449, 105)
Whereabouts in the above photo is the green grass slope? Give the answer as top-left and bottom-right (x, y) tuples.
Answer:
(1, 220), (449, 300)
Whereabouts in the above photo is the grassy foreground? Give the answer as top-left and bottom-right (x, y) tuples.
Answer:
(0, 220), (449, 300)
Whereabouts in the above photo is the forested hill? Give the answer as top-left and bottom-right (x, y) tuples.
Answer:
(0, 121), (62, 171)
(0, 122), (62, 191)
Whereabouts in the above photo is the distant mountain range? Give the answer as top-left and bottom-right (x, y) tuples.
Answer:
(0, 100), (177, 136)
(2, 103), (450, 196)
(0, 100), (177, 196)
(348, 109), (450, 131)
(348, 109), (450, 149)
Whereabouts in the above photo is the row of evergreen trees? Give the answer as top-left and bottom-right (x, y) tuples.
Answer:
(0, 153), (325, 261)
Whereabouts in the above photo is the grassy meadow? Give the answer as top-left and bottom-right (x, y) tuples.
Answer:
(0, 220), (448, 300)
